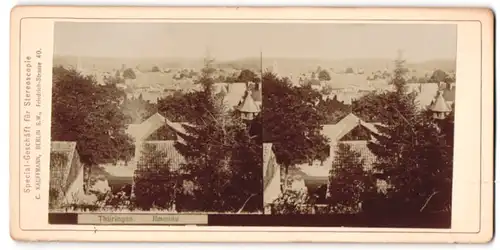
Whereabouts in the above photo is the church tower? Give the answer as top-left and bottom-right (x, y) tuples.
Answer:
(236, 90), (261, 121)
(430, 91), (452, 120)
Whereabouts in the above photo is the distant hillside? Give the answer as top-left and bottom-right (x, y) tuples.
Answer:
(53, 55), (204, 72)
(221, 57), (456, 73)
(53, 55), (456, 74)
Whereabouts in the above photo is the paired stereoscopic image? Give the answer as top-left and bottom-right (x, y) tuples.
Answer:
(50, 22), (456, 226)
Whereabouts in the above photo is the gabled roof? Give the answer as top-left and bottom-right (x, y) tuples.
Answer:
(228, 82), (247, 95)
(251, 87), (262, 102)
(237, 91), (261, 113)
(321, 113), (379, 142)
(126, 113), (192, 142)
(430, 91), (452, 113)
(50, 141), (79, 192)
(263, 143), (273, 169)
(165, 120), (190, 135)
(138, 140), (186, 171)
(337, 141), (377, 170)
(104, 140), (186, 178)
(442, 87), (455, 103)
(263, 143), (275, 182)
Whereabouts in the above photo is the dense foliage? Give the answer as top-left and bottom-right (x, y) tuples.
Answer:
(270, 55), (454, 220)
(318, 69), (331, 81)
(123, 68), (137, 79)
(365, 57), (454, 214)
(51, 66), (134, 166)
(133, 144), (179, 210)
(237, 69), (261, 83)
(262, 72), (330, 183)
(171, 60), (263, 212)
(326, 143), (378, 214)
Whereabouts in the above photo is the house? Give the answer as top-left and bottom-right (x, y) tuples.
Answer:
(103, 113), (189, 191)
(441, 82), (456, 107)
(289, 113), (380, 198)
(415, 83), (440, 109)
(221, 81), (262, 116)
(236, 90), (261, 121)
(250, 85), (262, 108)
(263, 143), (281, 213)
(49, 141), (85, 209)
(430, 91), (452, 120)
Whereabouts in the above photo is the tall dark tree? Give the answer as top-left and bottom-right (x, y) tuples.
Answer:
(327, 143), (377, 214)
(262, 72), (329, 189)
(156, 90), (208, 123)
(237, 69), (260, 83)
(173, 58), (262, 212)
(365, 54), (454, 215)
(317, 96), (351, 124)
(133, 144), (180, 211)
(51, 66), (134, 166)
(122, 96), (157, 124)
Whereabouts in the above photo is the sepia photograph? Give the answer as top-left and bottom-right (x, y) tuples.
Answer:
(10, 6), (493, 243)
(50, 22), (457, 227)
(50, 22), (266, 215)
(261, 24), (457, 226)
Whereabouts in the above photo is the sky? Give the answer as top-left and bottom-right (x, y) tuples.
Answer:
(54, 22), (457, 62)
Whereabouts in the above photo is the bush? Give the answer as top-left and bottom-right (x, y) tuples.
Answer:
(270, 189), (315, 214)
(133, 145), (179, 211)
(123, 68), (136, 79)
(318, 69), (331, 81)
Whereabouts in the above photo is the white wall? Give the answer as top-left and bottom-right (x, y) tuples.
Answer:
(63, 167), (85, 204)
(263, 156), (281, 212)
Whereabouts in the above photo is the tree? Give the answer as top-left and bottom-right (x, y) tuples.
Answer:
(316, 96), (350, 124)
(345, 67), (354, 74)
(262, 72), (329, 189)
(364, 55), (454, 215)
(156, 90), (208, 123)
(123, 68), (136, 79)
(270, 189), (314, 214)
(444, 73), (456, 84)
(173, 58), (263, 212)
(152, 66), (160, 72)
(237, 69), (260, 83)
(320, 85), (333, 95)
(133, 144), (180, 211)
(429, 69), (449, 83)
(351, 91), (404, 123)
(51, 66), (134, 166)
(327, 143), (377, 214)
(351, 55), (415, 123)
(408, 76), (418, 83)
(122, 95), (157, 124)
(318, 69), (331, 81)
